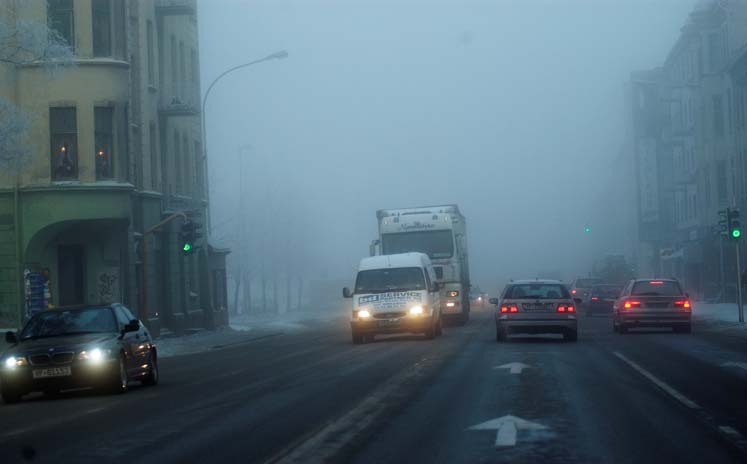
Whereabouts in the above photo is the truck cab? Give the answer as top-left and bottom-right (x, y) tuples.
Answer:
(343, 253), (443, 344)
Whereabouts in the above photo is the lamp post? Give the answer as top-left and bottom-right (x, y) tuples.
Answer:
(200, 50), (288, 232)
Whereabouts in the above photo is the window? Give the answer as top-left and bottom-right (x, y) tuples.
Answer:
(631, 280), (683, 297)
(713, 95), (724, 137)
(179, 41), (186, 97)
(504, 284), (570, 300)
(95, 107), (114, 179)
(183, 134), (191, 193)
(191, 49), (198, 84)
(50, 107), (78, 180)
(47, 0), (74, 48)
(113, 306), (130, 330)
(174, 131), (182, 193)
(147, 21), (155, 85)
(354, 267), (426, 293)
(170, 35), (177, 95)
(92, 0), (112, 57)
(149, 123), (158, 190)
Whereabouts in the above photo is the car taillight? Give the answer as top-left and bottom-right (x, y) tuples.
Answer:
(500, 305), (519, 313)
(674, 300), (691, 311)
(557, 304), (575, 313)
(591, 296), (599, 301)
(623, 300), (641, 310)
(571, 289), (577, 295)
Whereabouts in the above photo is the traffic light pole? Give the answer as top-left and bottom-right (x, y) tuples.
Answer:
(140, 212), (188, 322)
(737, 241), (744, 323)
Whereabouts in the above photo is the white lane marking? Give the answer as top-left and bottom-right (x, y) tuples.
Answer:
(721, 362), (747, 371)
(494, 362), (532, 374)
(719, 426), (744, 439)
(468, 415), (548, 448)
(613, 351), (700, 410)
(0, 405), (110, 440)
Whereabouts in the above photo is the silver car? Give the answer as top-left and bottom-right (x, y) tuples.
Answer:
(491, 280), (578, 342)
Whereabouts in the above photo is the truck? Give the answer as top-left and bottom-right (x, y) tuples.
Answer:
(371, 205), (471, 325)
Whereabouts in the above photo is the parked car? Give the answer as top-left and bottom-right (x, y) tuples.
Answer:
(0, 304), (158, 403)
(491, 279), (578, 342)
(612, 279), (692, 334)
(344, 252), (443, 344)
(587, 284), (623, 315)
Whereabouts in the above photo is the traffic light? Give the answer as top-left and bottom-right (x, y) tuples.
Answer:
(729, 209), (742, 240)
(179, 220), (195, 254)
(718, 209), (729, 235)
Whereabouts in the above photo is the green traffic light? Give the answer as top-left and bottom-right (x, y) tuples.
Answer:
(584, 226), (591, 233)
(183, 243), (192, 252)
(732, 229), (742, 239)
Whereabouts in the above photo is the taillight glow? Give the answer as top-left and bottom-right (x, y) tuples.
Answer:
(571, 289), (577, 294)
(557, 305), (575, 313)
(500, 305), (519, 313)
(674, 300), (691, 311)
(649, 281), (664, 285)
(623, 300), (641, 309)
(591, 296), (599, 301)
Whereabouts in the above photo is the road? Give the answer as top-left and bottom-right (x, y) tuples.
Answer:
(1, 309), (746, 463)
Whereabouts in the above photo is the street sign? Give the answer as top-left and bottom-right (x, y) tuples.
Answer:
(468, 415), (548, 448)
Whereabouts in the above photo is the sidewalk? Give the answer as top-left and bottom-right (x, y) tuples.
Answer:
(692, 302), (747, 338)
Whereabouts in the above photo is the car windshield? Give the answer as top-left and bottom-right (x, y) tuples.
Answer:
(505, 284), (571, 300)
(592, 286), (622, 298)
(381, 230), (454, 259)
(20, 308), (117, 340)
(355, 267), (425, 293)
(631, 281), (683, 296)
(575, 279), (602, 288)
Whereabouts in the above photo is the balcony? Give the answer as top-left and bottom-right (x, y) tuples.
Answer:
(159, 81), (200, 116)
(156, 0), (197, 16)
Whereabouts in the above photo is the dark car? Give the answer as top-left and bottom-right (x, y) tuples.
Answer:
(0, 304), (158, 403)
(612, 279), (692, 334)
(586, 284), (623, 315)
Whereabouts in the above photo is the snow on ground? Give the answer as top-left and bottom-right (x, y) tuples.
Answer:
(693, 302), (747, 337)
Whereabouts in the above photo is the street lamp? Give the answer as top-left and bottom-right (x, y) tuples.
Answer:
(200, 50), (288, 231)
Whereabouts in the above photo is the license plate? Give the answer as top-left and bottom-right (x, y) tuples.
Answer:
(378, 319), (400, 327)
(32, 366), (72, 379)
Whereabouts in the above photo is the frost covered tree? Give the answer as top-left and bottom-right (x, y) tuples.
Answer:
(0, 13), (73, 173)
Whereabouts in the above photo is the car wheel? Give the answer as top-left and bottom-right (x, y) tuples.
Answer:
(142, 351), (159, 386)
(435, 317), (443, 336)
(425, 322), (436, 340)
(106, 355), (128, 394)
(1, 385), (23, 404)
(565, 329), (578, 342)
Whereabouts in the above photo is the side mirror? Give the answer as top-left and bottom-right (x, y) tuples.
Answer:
(342, 287), (353, 299)
(5, 331), (18, 344)
(489, 298), (499, 305)
(430, 283), (440, 293)
(123, 319), (140, 333)
(685, 292), (690, 299)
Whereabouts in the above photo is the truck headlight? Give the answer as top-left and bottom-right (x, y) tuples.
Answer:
(409, 306), (424, 315)
(357, 309), (371, 318)
(3, 356), (26, 369)
(448, 291), (459, 297)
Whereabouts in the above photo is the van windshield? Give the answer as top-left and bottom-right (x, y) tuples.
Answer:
(355, 267), (426, 294)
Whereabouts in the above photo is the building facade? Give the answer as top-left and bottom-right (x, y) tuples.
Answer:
(0, 0), (228, 332)
(627, 0), (747, 300)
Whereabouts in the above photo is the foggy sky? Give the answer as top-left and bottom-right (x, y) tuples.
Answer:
(199, 0), (693, 294)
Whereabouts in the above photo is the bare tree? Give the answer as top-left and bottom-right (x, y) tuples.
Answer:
(0, 14), (74, 174)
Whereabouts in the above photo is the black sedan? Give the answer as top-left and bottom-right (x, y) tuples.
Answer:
(0, 304), (158, 403)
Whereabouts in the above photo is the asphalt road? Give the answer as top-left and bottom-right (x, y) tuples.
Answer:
(1, 308), (746, 463)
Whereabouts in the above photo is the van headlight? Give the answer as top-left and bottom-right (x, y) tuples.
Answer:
(409, 306), (424, 315)
(357, 309), (371, 318)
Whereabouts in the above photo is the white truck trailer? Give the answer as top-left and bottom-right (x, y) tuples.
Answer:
(372, 205), (471, 325)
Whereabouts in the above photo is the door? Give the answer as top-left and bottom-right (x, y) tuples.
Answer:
(113, 305), (144, 374)
(58, 245), (85, 305)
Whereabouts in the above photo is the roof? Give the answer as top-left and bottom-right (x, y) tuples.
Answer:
(377, 205), (463, 219)
(509, 279), (563, 285)
(359, 253), (431, 271)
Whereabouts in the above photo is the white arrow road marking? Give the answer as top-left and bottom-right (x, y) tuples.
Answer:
(494, 362), (532, 374)
(721, 362), (747, 371)
(468, 415), (548, 448)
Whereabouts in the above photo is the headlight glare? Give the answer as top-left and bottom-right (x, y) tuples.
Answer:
(79, 348), (111, 363)
(409, 306), (424, 315)
(358, 309), (371, 318)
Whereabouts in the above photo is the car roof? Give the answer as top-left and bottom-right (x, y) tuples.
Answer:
(633, 278), (678, 283)
(509, 279), (563, 285)
(46, 304), (115, 312)
(359, 253), (432, 271)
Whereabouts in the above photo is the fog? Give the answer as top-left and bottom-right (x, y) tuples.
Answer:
(199, 0), (692, 302)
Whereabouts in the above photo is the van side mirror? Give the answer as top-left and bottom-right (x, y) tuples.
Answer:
(489, 298), (499, 305)
(5, 331), (18, 344)
(342, 287), (353, 298)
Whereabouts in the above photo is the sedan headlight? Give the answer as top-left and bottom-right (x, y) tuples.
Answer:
(3, 356), (27, 369)
(78, 348), (112, 364)
(409, 305), (424, 315)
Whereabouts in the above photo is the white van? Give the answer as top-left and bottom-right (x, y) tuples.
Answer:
(343, 252), (442, 344)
